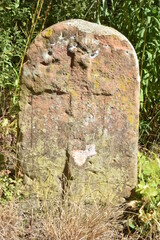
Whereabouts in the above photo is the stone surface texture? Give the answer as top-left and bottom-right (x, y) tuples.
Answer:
(19, 19), (140, 203)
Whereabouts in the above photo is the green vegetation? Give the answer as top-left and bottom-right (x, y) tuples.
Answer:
(126, 149), (160, 238)
(0, 0), (159, 238)
(0, 170), (22, 204)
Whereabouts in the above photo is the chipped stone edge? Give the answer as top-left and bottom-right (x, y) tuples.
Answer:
(71, 144), (96, 167)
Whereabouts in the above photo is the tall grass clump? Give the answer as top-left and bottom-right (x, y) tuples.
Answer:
(0, 198), (125, 240)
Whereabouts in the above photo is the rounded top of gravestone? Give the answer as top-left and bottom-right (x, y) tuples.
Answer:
(41, 19), (139, 81)
(64, 19), (126, 39)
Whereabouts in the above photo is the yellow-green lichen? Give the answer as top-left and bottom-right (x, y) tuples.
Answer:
(70, 165), (124, 204)
(49, 65), (54, 70)
(94, 79), (100, 90)
(45, 29), (53, 38)
(68, 88), (78, 98)
(35, 139), (45, 154)
(127, 114), (134, 125)
(121, 96), (128, 104)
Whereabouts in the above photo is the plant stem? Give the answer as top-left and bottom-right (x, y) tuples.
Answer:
(140, 0), (153, 81)
(18, 0), (44, 85)
(140, 0), (153, 118)
(96, 0), (101, 24)
(41, 0), (52, 31)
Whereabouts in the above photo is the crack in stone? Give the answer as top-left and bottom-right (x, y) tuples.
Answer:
(67, 49), (75, 69)
(27, 87), (68, 96)
(88, 169), (98, 174)
(61, 148), (73, 202)
(40, 61), (50, 66)
(102, 95), (108, 138)
(92, 92), (112, 96)
(61, 89), (74, 202)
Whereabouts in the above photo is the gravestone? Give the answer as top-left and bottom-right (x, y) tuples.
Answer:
(18, 19), (140, 204)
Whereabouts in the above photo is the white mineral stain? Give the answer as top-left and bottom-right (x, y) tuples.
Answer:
(59, 32), (64, 40)
(68, 45), (77, 53)
(104, 45), (111, 49)
(91, 39), (99, 45)
(57, 32), (70, 46)
(42, 50), (52, 63)
(70, 35), (76, 40)
(71, 144), (96, 166)
(84, 37), (88, 45)
(63, 39), (69, 45)
(104, 45), (111, 53)
(84, 114), (95, 126)
(102, 128), (108, 138)
(90, 50), (99, 59)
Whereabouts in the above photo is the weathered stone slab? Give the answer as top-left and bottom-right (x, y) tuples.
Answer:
(19, 19), (140, 204)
